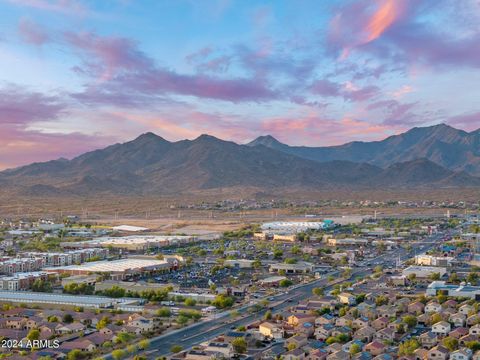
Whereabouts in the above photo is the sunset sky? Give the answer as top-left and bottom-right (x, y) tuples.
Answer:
(1, 0), (480, 170)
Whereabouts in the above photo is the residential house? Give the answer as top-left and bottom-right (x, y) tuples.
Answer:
(354, 326), (376, 343)
(365, 340), (386, 356)
(419, 332), (438, 349)
(425, 302), (442, 314)
(204, 342), (234, 358)
(259, 322), (284, 339)
(450, 313), (467, 328)
(427, 346), (450, 360)
(459, 304), (474, 316)
(371, 317), (389, 331)
(469, 324), (480, 336)
(449, 327), (469, 339)
(284, 348), (306, 360)
(338, 293), (356, 305)
(450, 348), (473, 360)
(286, 335), (308, 350)
(408, 301), (425, 315)
(432, 321), (451, 337)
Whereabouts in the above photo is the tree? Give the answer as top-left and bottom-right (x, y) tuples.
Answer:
(430, 313), (443, 325)
(184, 298), (197, 307)
(138, 339), (150, 350)
(112, 349), (127, 360)
(170, 345), (183, 353)
(264, 311), (272, 320)
(442, 337), (458, 352)
(127, 344), (137, 353)
(212, 294), (234, 309)
(102, 285), (126, 298)
(96, 316), (111, 330)
(115, 332), (134, 344)
(375, 295), (388, 306)
(467, 272), (479, 285)
(466, 341), (480, 352)
(177, 315), (189, 326)
(312, 287), (324, 296)
(32, 279), (53, 293)
(429, 272), (441, 281)
(62, 313), (74, 324)
(350, 343), (361, 355)
(67, 349), (86, 360)
(232, 338), (247, 354)
(156, 307), (171, 317)
(279, 279), (293, 287)
(402, 315), (418, 329)
(273, 249), (283, 259)
(287, 343), (297, 351)
(398, 339), (420, 355)
(27, 329), (40, 341)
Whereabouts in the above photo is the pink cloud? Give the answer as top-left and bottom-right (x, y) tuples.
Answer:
(447, 112), (480, 131)
(18, 17), (50, 45)
(66, 31), (277, 103)
(7, 0), (89, 16)
(260, 115), (396, 146)
(0, 85), (64, 124)
(329, 0), (407, 59)
(0, 86), (115, 170)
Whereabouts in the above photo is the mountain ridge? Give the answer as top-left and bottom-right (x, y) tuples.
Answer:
(1, 124), (479, 196)
(247, 123), (480, 175)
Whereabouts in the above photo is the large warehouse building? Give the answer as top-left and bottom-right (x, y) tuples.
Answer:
(44, 258), (175, 280)
(0, 291), (143, 310)
(260, 221), (333, 233)
(61, 235), (196, 251)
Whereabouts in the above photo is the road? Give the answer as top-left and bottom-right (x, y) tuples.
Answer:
(113, 231), (446, 359)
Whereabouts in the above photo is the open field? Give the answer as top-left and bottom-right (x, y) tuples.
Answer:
(0, 187), (477, 226)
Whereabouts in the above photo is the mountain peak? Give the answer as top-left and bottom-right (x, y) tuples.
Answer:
(132, 132), (169, 144)
(247, 135), (286, 148)
(194, 134), (223, 143)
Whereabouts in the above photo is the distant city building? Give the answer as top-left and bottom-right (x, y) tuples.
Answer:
(261, 221), (332, 233)
(61, 235), (196, 251)
(269, 261), (314, 274)
(415, 255), (453, 267)
(402, 266), (447, 279)
(426, 281), (480, 299)
(44, 258), (174, 280)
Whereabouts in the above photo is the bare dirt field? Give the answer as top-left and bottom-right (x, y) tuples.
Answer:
(0, 187), (477, 230)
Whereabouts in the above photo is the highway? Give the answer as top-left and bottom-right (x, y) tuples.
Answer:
(114, 231), (446, 359)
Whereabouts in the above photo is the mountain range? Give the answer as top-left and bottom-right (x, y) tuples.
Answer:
(0, 124), (479, 196)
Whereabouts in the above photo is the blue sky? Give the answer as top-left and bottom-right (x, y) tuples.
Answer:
(1, 0), (479, 169)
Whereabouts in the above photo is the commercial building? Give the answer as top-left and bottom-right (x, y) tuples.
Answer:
(112, 225), (149, 232)
(426, 281), (480, 299)
(224, 259), (255, 269)
(261, 221), (332, 233)
(415, 255), (453, 267)
(402, 266), (447, 279)
(0, 291), (142, 309)
(326, 238), (368, 247)
(61, 235), (195, 251)
(44, 258), (174, 280)
(259, 276), (287, 287)
(269, 261), (314, 274)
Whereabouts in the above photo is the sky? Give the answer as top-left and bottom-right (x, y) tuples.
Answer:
(1, 0), (480, 170)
